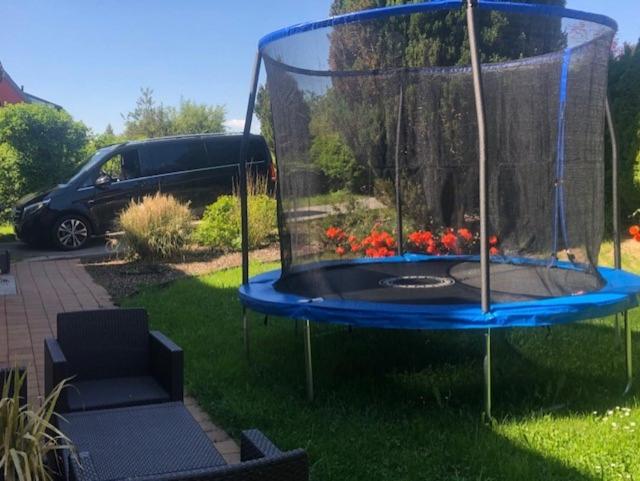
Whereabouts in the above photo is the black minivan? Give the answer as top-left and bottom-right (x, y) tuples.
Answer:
(13, 133), (275, 250)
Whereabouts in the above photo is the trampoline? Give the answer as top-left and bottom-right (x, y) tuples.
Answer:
(236, 0), (640, 416)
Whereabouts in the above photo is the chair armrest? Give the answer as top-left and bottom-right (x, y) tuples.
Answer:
(149, 331), (183, 402)
(45, 338), (70, 411)
(240, 429), (284, 461)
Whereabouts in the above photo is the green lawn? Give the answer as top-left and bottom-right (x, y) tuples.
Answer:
(0, 223), (14, 243)
(302, 190), (366, 207)
(123, 243), (640, 481)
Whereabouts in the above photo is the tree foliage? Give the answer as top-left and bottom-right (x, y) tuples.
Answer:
(255, 85), (275, 154)
(607, 40), (640, 223)
(0, 103), (89, 220)
(171, 98), (226, 136)
(123, 88), (226, 139)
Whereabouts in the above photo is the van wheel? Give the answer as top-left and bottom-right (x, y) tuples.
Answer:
(52, 215), (91, 250)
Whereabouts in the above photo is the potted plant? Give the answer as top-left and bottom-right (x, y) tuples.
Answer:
(0, 369), (72, 481)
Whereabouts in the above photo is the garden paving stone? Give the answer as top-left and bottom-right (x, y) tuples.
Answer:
(0, 258), (239, 462)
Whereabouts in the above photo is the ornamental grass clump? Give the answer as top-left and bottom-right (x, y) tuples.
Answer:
(0, 369), (71, 481)
(117, 193), (193, 261)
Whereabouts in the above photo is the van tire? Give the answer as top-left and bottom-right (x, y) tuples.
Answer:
(52, 214), (92, 250)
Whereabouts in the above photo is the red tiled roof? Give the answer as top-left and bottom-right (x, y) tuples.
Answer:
(0, 62), (61, 109)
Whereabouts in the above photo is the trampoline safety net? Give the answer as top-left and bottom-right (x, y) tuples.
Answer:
(259, 1), (615, 303)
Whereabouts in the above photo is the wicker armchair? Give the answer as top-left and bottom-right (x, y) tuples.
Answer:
(68, 429), (309, 481)
(44, 308), (183, 413)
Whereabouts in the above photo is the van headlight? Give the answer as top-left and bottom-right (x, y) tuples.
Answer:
(23, 198), (50, 217)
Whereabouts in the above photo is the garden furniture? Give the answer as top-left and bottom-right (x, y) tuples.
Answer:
(60, 402), (309, 481)
(44, 308), (183, 413)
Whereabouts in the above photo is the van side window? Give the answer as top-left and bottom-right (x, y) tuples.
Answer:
(144, 140), (208, 176)
(99, 149), (141, 182)
(248, 139), (268, 164)
(205, 138), (240, 167)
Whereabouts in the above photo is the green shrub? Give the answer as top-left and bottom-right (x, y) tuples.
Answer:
(195, 194), (277, 251)
(310, 133), (362, 191)
(0, 103), (89, 222)
(193, 195), (239, 250)
(117, 193), (193, 261)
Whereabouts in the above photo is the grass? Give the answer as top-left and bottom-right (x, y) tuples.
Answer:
(123, 241), (640, 481)
(0, 223), (14, 243)
(302, 190), (366, 207)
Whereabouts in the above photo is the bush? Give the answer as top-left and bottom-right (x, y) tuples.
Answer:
(310, 133), (362, 191)
(0, 103), (89, 221)
(117, 193), (193, 261)
(194, 178), (277, 252)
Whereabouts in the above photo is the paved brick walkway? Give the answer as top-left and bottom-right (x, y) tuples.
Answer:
(0, 258), (239, 463)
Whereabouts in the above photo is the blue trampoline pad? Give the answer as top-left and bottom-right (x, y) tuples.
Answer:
(239, 255), (640, 330)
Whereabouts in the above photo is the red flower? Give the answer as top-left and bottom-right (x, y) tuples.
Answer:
(335, 246), (346, 256)
(489, 235), (499, 246)
(635, 233), (640, 242)
(490, 246), (500, 255)
(629, 225), (640, 237)
(457, 228), (473, 242)
(365, 247), (378, 258)
(441, 232), (458, 252)
(326, 226), (345, 241)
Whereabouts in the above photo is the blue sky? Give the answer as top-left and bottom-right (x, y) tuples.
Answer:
(1, 1), (638, 135)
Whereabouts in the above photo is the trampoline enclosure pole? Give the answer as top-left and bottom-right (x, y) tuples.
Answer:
(304, 320), (314, 402)
(606, 98), (626, 342)
(394, 83), (404, 255)
(467, 0), (493, 419)
(466, 0), (490, 314)
(484, 329), (492, 419)
(605, 98), (621, 270)
(239, 52), (262, 358)
(624, 311), (633, 395)
(239, 51), (263, 287)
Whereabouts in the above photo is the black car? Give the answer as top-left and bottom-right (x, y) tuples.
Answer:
(13, 133), (275, 250)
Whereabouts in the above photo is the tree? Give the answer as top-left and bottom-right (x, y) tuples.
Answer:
(607, 40), (640, 224)
(325, 0), (566, 228)
(171, 98), (225, 135)
(0, 103), (89, 220)
(123, 87), (173, 139)
(89, 125), (125, 151)
(123, 88), (227, 139)
(255, 85), (275, 154)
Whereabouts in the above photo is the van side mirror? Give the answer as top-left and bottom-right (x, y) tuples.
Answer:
(95, 174), (112, 189)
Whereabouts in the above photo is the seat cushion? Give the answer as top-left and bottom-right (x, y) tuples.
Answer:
(66, 376), (170, 412)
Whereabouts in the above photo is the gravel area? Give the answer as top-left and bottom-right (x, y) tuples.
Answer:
(83, 245), (280, 302)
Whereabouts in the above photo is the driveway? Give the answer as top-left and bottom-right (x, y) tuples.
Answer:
(2, 237), (114, 262)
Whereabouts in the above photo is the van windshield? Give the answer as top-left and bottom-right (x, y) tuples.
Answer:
(66, 145), (121, 185)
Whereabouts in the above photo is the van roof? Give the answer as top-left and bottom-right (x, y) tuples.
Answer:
(122, 132), (263, 147)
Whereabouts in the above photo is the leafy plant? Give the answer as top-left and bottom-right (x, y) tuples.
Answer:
(0, 369), (72, 481)
(194, 175), (277, 251)
(310, 133), (362, 191)
(0, 103), (89, 222)
(116, 193), (193, 261)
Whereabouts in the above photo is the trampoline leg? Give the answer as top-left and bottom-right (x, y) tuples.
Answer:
(484, 328), (493, 421)
(304, 320), (314, 402)
(243, 307), (250, 359)
(624, 311), (633, 396)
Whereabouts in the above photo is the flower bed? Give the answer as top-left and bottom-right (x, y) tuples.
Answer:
(325, 224), (500, 258)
